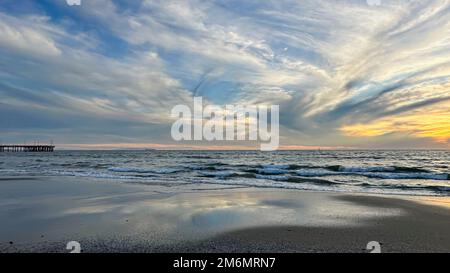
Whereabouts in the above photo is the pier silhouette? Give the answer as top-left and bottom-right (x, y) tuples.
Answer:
(0, 145), (55, 152)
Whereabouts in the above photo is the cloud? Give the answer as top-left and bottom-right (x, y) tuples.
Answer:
(0, 14), (61, 56)
(0, 0), (449, 148)
(0, 9), (193, 123)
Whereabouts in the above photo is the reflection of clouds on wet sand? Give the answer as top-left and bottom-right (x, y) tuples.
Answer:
(55, 187), (405, 241)
(0, 176), (408, 251)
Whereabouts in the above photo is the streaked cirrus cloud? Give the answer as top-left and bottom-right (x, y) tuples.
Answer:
(0, 0), (449, 149)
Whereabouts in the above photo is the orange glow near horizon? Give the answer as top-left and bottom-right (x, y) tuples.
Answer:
(340, 102), (450, 145)
(57, 143), (351, 151)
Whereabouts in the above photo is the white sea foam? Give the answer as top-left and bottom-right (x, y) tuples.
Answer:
(363, 172), (449, 180)
(260, 164), (290, 169)
(338, 166), (396, 172)
(198, 170), (237, 178)
(108, 167), (181, 174)
(295, 169), (337, 177)
(258, 168), (289, 175)
(255, 174), (290, 181)
(295, 168), (449, 181)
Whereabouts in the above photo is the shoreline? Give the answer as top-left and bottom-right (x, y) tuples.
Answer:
(0, 176), (449, 253)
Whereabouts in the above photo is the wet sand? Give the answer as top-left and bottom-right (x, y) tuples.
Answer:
(181, 195), (450, 253)
(0, 176), (449, 253)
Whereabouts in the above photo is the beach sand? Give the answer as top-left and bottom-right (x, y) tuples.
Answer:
(0, 176), (449, 253)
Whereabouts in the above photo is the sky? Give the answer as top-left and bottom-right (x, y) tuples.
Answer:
(0, 0), (449, 150)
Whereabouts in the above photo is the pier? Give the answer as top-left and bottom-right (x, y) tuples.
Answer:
(0, 145), (55, 152)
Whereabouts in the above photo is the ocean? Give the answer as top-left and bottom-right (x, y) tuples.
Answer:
(0, 150), (449, 196)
